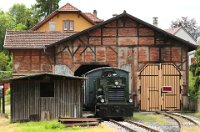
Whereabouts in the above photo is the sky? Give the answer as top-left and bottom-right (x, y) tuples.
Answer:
(0, 0), (200, 29)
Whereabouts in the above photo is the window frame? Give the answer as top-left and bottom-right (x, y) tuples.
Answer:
(49, 22), (56, 31)
(63, 20), (74, 31)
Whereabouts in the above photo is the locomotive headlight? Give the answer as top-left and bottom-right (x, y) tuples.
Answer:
(100, 98), (105, 103)
(115, 81), (119, 85)
(129, 98), (133, 103)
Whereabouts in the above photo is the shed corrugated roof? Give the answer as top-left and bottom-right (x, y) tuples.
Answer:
(10, 73), (86, 80)
(4, 31), (76, 49)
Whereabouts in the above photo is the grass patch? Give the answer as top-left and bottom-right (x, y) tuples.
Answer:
(15, 120), (65, 132)
(13, 120), (114, 132)
(193, 113), (200, 118)
(128, 113), (168, 125)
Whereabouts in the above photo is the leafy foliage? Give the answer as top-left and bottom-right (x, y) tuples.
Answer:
(0, 52), (12, 80)
(171, 17), (198, 38)
(0, 13), (15, 51)
(9, 3), (39, 30)
(34, 0), (61, 18)
(190, 47), (200, 99)
(0, 4), (39, 52)
(0, 52), (10, 71)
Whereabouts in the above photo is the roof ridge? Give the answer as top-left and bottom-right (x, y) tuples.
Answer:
(58, 3), (80, 11)
(7, 30), (78, 33)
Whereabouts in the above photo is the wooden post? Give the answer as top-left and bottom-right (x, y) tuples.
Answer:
(2, 84), (5, 114)
(0, 91), (1, 113)
(0, 84), (3, 114)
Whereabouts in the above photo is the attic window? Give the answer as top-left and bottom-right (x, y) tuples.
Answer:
(40, 82), (54, 97)
(64, 20), (74, 31)
(49, 22), (56, 31)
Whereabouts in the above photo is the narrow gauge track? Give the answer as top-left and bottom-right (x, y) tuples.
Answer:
(156, 111), (199, 131)
(167, 112), (199, 126)
(109, 119), (159, 132)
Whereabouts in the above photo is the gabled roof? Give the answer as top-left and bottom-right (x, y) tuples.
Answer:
(4, 31), (76, 49)
(58, 3), (80, 12)
(31, 3), (102, 31)
(84, 13), (103, 23)
(47, 11), (197, 51)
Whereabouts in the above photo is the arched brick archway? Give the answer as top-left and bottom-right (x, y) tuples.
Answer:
(74, 64), (109, 76)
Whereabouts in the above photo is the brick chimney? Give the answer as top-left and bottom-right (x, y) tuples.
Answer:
(93, 10), (97, 17)
(153, 17), (158, 26)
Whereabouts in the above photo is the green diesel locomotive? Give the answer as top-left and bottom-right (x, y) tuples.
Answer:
(84, 67), (133, 118)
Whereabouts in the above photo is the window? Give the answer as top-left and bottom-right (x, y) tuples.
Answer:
(63, 20), (74, 31)
(40, 82), (54, 97)
(49, 22), (56, 31)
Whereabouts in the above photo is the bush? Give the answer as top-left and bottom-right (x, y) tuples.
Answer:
(44, 121), (65, 129)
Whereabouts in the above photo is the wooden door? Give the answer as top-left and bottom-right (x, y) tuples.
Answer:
(139, 63), (181, 111)
(161, 64), (181, 111)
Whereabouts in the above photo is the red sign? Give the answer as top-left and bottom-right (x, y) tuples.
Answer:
(162, 86), (172, 92)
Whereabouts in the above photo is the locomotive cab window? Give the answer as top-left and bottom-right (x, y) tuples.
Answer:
(40, 82), (54, 97)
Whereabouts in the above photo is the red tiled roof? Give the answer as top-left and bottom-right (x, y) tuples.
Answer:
(84, 13), (103, 23)
(4, 31), (76, 49)
(58, 3), (80, 12)
(165, 27), (181, 34)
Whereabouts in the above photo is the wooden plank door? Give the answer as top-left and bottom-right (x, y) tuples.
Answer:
(140, 64), (160, 111)
(139, 63), (181, 111)
(161, 64), (181, 111)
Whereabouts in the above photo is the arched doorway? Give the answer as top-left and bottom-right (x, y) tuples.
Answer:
(74, 64), (109, 76)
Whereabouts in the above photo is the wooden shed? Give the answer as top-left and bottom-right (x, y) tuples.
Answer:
(10, 73), (85, 122)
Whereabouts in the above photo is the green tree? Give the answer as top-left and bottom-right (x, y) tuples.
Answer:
(0, 12), (15, 51)
(34, 0), (60, 18)
(9, 3), (39, 30)
(0, 52), (10, 71)
(190, 47), (200, 98)
(9, 4), (27, 25)
(13, 23), (27, 31)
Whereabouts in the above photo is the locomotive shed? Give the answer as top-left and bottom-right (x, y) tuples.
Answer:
(4, 11), (197, 119)
(45, 12), (196, 111)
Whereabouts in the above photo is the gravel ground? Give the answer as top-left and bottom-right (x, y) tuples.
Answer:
(175, 113), (200, 125)
(103, 113), (199, 132)
(131, 112), (180, 132)
(103, 121), (128, 132)
(140, 118), (179, 132)
(120, 121), (149, 132)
